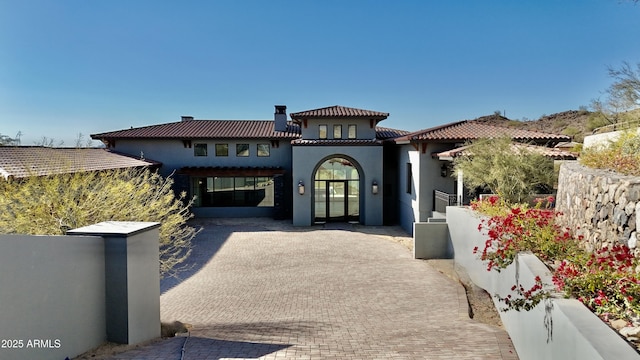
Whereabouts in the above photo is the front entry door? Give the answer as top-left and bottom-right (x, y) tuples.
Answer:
(314, 180), (359, 223)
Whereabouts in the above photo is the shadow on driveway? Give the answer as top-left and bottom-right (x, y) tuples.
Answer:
(161, 219), (296, 294)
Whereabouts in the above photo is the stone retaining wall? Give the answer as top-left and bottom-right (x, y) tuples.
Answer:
(556, 161), (640, 255)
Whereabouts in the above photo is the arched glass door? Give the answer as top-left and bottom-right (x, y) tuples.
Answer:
(314, 157), (359, 222)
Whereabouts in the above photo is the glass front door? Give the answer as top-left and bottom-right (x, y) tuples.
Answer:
(314, 179), (359, 222)
(314, 157), (360, 223)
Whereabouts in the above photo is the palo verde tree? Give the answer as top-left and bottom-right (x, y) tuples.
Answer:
(452, 137), (556, 204)
(590, 61), (640, 129)
(0, 168), (198, 278)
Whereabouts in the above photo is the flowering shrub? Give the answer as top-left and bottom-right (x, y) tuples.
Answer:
(473, 196), (581, 272)
(553, 245), (640, 320)
(498, 276), (547, 312)
(472, 196), (640, 321)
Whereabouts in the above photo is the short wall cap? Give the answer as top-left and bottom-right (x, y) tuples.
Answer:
(67, 221), (161, 237)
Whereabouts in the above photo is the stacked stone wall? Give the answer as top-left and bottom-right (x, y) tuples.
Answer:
(556, 161), (640, 255)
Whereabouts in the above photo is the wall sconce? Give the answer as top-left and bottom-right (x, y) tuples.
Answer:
(440, 164), (448, 178)
(372, 180), (379, 195)
(298, 180), (305, 195)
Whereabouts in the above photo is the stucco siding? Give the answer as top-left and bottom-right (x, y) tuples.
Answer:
(111, 139), (293, 176)
(299, 118), (377, 140)
(397, 145), (420, 234)
(292, 145), (383, 226)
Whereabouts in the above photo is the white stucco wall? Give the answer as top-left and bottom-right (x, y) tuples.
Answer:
(583, 127), (640, 149)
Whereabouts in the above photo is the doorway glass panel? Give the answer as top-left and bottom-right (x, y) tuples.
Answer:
(328, 181), (345, 220)
(314, 157), (360, 223)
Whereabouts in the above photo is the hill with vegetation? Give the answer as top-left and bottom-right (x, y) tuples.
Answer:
(472, 109), (640, 143)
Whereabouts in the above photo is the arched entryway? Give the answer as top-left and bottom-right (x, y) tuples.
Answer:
(313, 157), (360, 223)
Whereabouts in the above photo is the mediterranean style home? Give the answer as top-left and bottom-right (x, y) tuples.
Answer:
(91, 105), (574, 234)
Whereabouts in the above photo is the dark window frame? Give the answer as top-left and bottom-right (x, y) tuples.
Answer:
(333, 124), (342, 139)
(319, 124), (328, 139)
(236, 144), (250, 157)
(215, 144), (229, 156)
(257, 143), (270, 157)
(348, 124), (357, 139)
(406, 163), (412, 194)
(194, 143), (208, 156)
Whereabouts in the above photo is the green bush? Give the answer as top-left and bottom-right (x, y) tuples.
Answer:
(0, 169), (198, 277)
(453, 137), (556, 204)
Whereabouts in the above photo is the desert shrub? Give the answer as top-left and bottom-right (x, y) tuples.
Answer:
(0, 168), (197, 277)
(453, 137), (556, 204)
(580, 131), (640, 176)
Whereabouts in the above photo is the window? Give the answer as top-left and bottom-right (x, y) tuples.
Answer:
(215, 144), (228, 156)
(257, 144), (270, 157)
(406, 163), (412, 194)
(194, 143), (207, 156)
(236, 144), (249, 157)
(348, 124), (357, 139)
(333, 124), (342, 139)
(319, 125), (327, 139)
(191, 176), (274, 207)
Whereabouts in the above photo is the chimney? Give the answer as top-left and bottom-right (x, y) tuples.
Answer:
(181, 116), (194, 122)
(274, 105), (287, 132)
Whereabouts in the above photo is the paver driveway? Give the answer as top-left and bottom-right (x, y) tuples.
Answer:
(104, 219), (518, 360)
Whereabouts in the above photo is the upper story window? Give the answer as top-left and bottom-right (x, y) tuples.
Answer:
(333, 125), (342, 139)
(348, 124), (357, 139)
(215, 144), (228, 156)
(194, 143), (208, 156)
(236, 144), (249, 157)
(319, 125), (327, 139)
(257, 144), (270, 157)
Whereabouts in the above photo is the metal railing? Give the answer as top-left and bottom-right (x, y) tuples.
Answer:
(592, 119), (640, 134)
(434, 190), (458, 213)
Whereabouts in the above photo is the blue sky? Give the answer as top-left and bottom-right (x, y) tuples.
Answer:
(1, 1), (639, 146)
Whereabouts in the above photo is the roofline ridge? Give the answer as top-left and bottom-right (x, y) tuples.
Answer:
(401, 120), (468, 140)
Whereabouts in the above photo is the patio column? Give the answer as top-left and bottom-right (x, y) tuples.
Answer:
(457, 169), (464, 205)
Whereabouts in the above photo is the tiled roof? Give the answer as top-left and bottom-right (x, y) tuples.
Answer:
(435, 143), (578, 160)
(91, 120), (302, 140)
(290, 105), (389, 119)
(291, 139), (382, 146)
(376, 127), (410, 140)
(395, 120), (570, 143)
(0, 147), (160, 180)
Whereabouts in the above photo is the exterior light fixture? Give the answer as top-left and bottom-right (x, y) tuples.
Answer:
(298, 180), (305, 195)
(372, 180), (379, 195)
(440, 164), (448, 178)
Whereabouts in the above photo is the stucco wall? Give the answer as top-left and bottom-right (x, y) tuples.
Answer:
(583, 127), (640, 149)
(447, 206), (639, 360)
(0, 222), (161, 360)
(0, 234), (106, 360)
(112, 138), (293, 177)
(556, 161), (639, 254)
(292, 145), (383, 226)
(299, 118), (377, 140)
(397, 145), (419, 233)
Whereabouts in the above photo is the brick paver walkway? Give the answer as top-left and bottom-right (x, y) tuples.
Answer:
(103, 219), (518, 359)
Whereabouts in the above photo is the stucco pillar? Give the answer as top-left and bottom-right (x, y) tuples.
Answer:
(68, 221), (161, 344)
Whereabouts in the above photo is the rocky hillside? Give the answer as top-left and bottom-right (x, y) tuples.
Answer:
(472, 110), (592, 142)
(473, 108), (640, 143)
